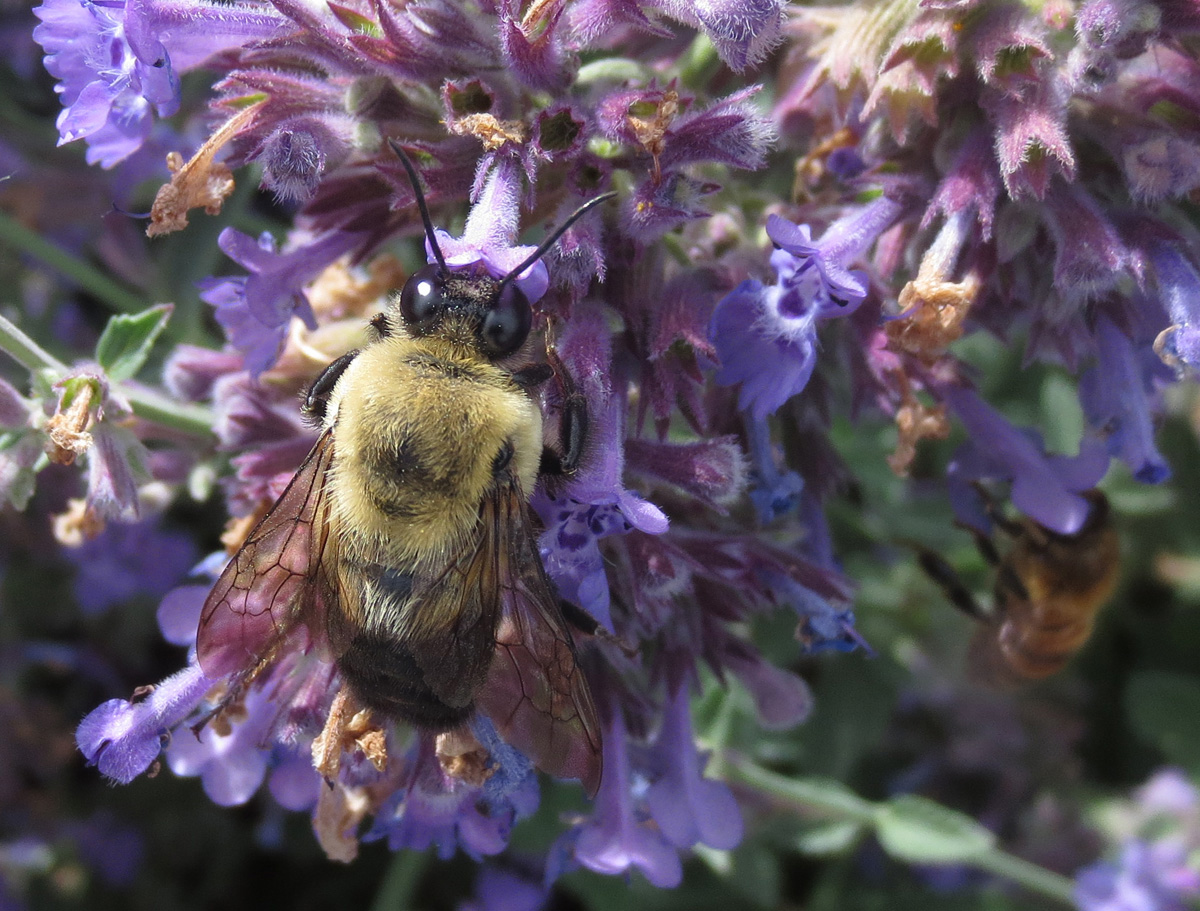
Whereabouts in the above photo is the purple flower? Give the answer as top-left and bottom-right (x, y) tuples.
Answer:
(470, 716), (538, 813)
(569, 709), (683, 887)
(922, 127), (1001, 240)
(1148, 241), (1200, 373)
(984, 71), (1075, 200)
(65, 516), (197, 614)
(32, 0), (285, 167)
(461, 866), (547, 911)
(721, 639), (812, 729)
(163, 344), (244, 402)
(76, 662), (213, 784)
(498, 0), (570, 92)
(1079, 316), (1171, 484)
(765, 570), (867, 654)
(1041, 183), (1134, 304)
(267, 750), (321, 812)
(165, 682), (274, 806)
(657, 87), (776, 173)
(155, 583), (208, 646)
(86, 422), (148, 521)
(33, 0), (177, 167)
(645, 680), (743, 850)
(368, 739), (533, 860)
(1123, 134), (1200, 204)
(656, 0), (785, 72)
(711, 197), (904, 420)
(743, 415), (804, 522)
(1136, 768), (1198, 819)
(1075, 841), (1200, 911)
(430, 156), (551, 302)
(199, 228), (357, 376)
(258, 125), (332, 205)
(944, 386), (1110, 535)
(535, 311), (668, 631)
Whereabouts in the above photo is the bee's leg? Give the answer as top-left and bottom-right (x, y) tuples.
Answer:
(957, 523), (1002, 567)
(915, 547), (991, 622)
(369, 312), (392, 338)
(559, 599), (638, 656)
(511, 363), (553, 389)
(539, 350), (588, 476)
(969, 480), (1024, 537)
(995, 562), (1031, 604)
(303, 350), (359, 424)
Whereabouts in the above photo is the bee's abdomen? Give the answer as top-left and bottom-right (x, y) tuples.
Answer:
(338, 631), (474, 729)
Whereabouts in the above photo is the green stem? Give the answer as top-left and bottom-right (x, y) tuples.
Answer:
(0, 313), (215, 440)
(369, 849), (428, 911)
(726, 759), (1077, 907)
(703, 691), (742, 782)
(0, 209), (147, 314)
(0, 311), (68, 375)
(726, 759), (876, 823)
(123, 383), (216, 439)
(973, 850), (1078, 906)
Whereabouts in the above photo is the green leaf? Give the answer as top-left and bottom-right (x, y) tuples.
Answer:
(1127, 671), (1200, 773)
(793, 820), (865, 856)
(95, 304), (173, 381)
(873, 795), (996, 864)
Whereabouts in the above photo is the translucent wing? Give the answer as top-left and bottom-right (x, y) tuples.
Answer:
(474, 475), (603, 797)
(197, 430), (339, 681)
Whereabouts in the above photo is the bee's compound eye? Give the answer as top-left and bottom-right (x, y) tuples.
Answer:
(398, 264), (446, 328)
(481, 283), (532, 358)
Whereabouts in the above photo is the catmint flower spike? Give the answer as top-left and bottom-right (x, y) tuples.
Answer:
(388, 139), (449, 274)
(496, 192), (617, 295)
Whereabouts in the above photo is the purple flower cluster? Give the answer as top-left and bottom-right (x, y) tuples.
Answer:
(14, 0), (1200, 896)
(1075, 769), (1200, 911)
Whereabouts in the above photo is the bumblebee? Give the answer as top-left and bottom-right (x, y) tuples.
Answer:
(196, 144), (611, 794)
(918, 489), (1120, 685)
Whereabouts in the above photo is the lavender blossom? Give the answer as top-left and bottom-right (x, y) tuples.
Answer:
(76, 663), (213, 783)
(711, 196), (903, 420)
(566, 709), (683, 888)
(199, 229), (352, 377)
(644, 679), (743, 851)
(32, 0), (285, 167)
(944, 386), (1110, 535)
(1076, 841), (1200, 911)
(65, 516), (197, 614)
(11, 0), (1200, 900)
(1076, 767), (1200, 911)
(1079, 315), (1171, 484)
(656, 0), (786, 72)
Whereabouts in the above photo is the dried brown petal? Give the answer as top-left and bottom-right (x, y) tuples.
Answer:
(436, 728), (493, 787)
(886, 271), (981, 363)
(45, 383), (96, 465)
(52, 498), (105, 546)
(147, 103), (262, 237)
(314, 781), (368, 863)
(447, 113), (528, 151)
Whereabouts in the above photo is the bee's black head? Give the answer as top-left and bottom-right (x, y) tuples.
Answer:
(386, 138), (613, 359)
(396, 264), (532, 359)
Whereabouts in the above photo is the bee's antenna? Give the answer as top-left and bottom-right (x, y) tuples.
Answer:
(497, 192), (617, 292)
(388, 139), (448, 274)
